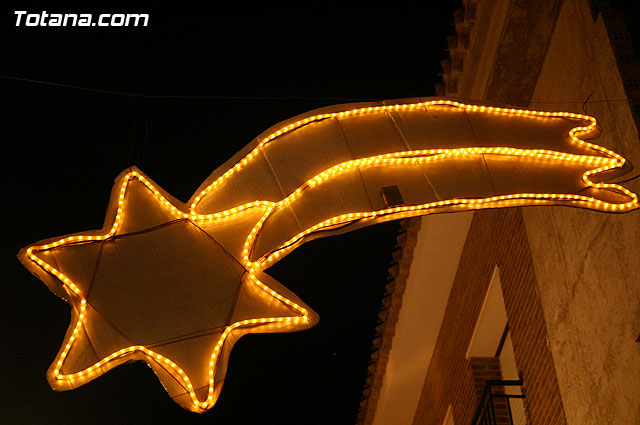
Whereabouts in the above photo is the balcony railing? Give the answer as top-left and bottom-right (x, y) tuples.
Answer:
(470, 379), (527, 425)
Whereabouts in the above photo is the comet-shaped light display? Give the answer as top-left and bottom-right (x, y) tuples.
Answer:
(18, 98), (639, 412)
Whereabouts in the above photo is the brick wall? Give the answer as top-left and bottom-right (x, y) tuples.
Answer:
(411, 208), (566, 425)
(469, 357), (511, 425)
(470, 357), (503, 396)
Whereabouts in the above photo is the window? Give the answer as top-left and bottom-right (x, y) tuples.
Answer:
(467, 266), (528, 425)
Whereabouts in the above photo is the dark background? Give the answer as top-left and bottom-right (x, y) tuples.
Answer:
(1, 6), (458, 425)
(3, 4), (640, 425)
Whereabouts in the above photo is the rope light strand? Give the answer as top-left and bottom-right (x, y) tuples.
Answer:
(24, 99), (639, 412)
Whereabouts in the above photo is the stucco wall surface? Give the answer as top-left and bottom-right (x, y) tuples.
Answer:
(524, 1), (640, 424)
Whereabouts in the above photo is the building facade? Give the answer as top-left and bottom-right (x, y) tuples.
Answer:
(358, 1), (640, 424)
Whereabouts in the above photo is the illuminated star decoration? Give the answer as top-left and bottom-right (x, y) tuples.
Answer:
(19, 99), (639, 413)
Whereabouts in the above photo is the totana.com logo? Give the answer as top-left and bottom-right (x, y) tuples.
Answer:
(14, 11), (149, 27)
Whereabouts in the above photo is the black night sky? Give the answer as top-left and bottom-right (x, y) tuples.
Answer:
(2, 6), (458, 425)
